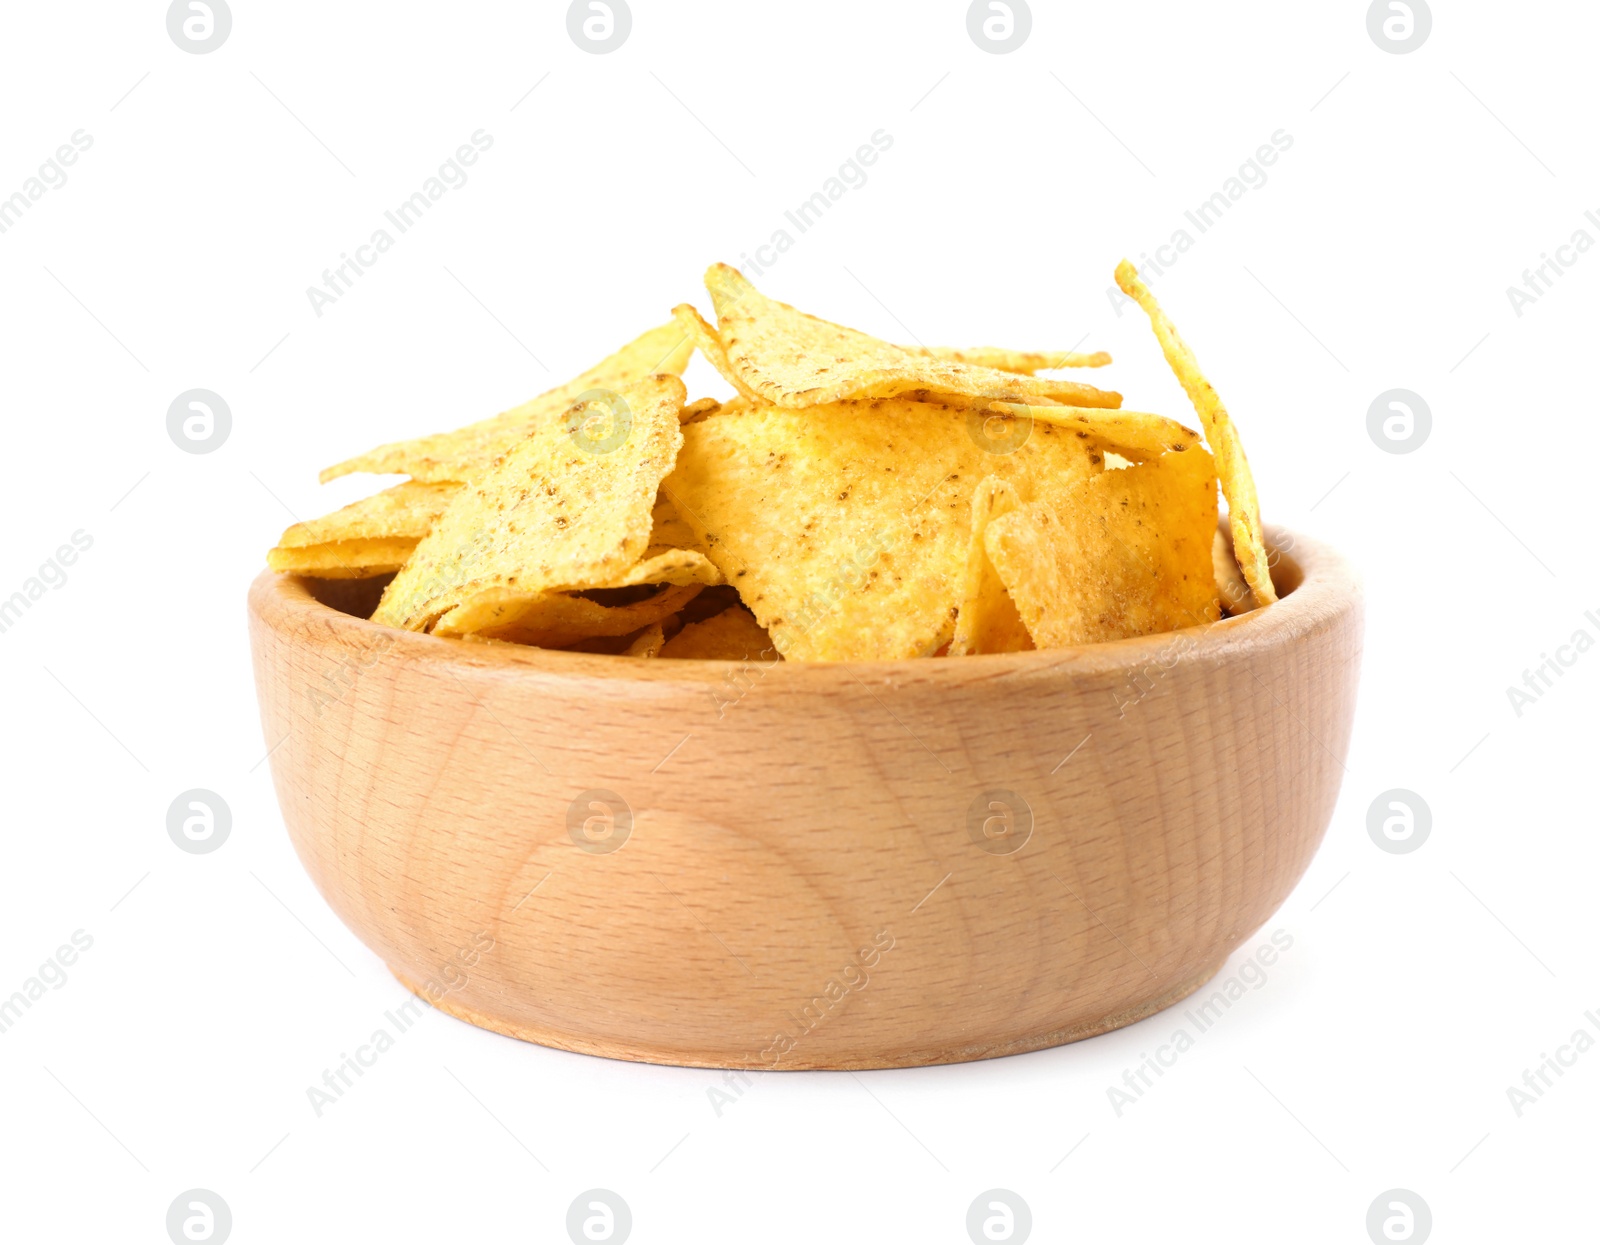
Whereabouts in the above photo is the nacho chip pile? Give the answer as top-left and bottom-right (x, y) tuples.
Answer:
(268, 262), (1277, 661)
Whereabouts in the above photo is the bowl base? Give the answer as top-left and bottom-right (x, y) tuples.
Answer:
(388, 956), (1230, 1071)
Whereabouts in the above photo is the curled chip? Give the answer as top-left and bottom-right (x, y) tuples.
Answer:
(320, 321), (696, 484)
(704, 264), (1122, 410)
(985, 446), (1220, 647)
(950, 476), (1033, 656)
(1115, 260), (1276, 607)
(373, 374), (691, 632)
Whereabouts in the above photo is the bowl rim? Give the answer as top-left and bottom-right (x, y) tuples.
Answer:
(248, 524), (1359, 686)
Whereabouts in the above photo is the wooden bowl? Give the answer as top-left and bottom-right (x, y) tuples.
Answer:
(247, 528), (1360, 1070)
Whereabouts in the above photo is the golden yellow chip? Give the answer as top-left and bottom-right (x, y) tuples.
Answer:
(647, 489), (702, 552)
(1212, 528), (1258, 616)
(664, 397), (1103, 661)
(986, 401), (1199, 460)
(909, 346), (1111, 371)
(1114, 261), (1277, 607)
(679, 397), (723, 423)
(622, 622), (667, 658)
(985, 445), (1220, 647)
(373, 374), (689, 631)
(434, 584), (703, 648)
(671, 303), (763, 403)
(320, 321), (696, 484)
(266, 480), (460, 577)
(605, 548), (723, 587)
(949, 476), (1033, 657)
(658, 605), (776, 661)
(266, 538), (419, 579)
(426, 515), (718, 633)
(274, 481), (461, 548)
(704, 264), (1122, 410)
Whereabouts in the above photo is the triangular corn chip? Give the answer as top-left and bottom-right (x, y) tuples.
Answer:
(704, 264), (1122, 410)
(320, 321), (695, 483)
(372, 374), (690, 631)
(664, 398), (1104, 661)
(950, 476), (1033, 656)
(1114, 261), (1277, 607)
(985, 446), (1220, 648)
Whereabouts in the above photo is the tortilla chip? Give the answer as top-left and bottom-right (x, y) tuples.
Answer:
(647, 490), (703, 552)
(986, 402), (1198, 459)
(664, 397), (1103, 661)
(658, 605), (777, 661)
(320, 321), (695, 483)
(671, 303), (764, 403)
(372, 374), (688, 631)
(1212, 528), (1258, 616)
(607, 548), (723, 587)
(435, 584), (703, 647)
(908, 346), (1111, 371)
(266, 481), (460, 577)
(1114, 261), (1277, 607)
(985, 446), (1220, 647)
(949, 477), (1034, 656)
(266, 538), (419, 578)
(623, 622), (667, 657)
(274, 481), (461, 547)
(704, 264), (1121, 410)
(679, 397), (723, 423)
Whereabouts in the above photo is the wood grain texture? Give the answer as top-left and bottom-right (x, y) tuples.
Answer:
(247, 528), (1362, 1069)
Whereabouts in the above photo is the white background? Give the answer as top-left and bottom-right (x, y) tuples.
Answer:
(1, 1), (1594, 1241)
